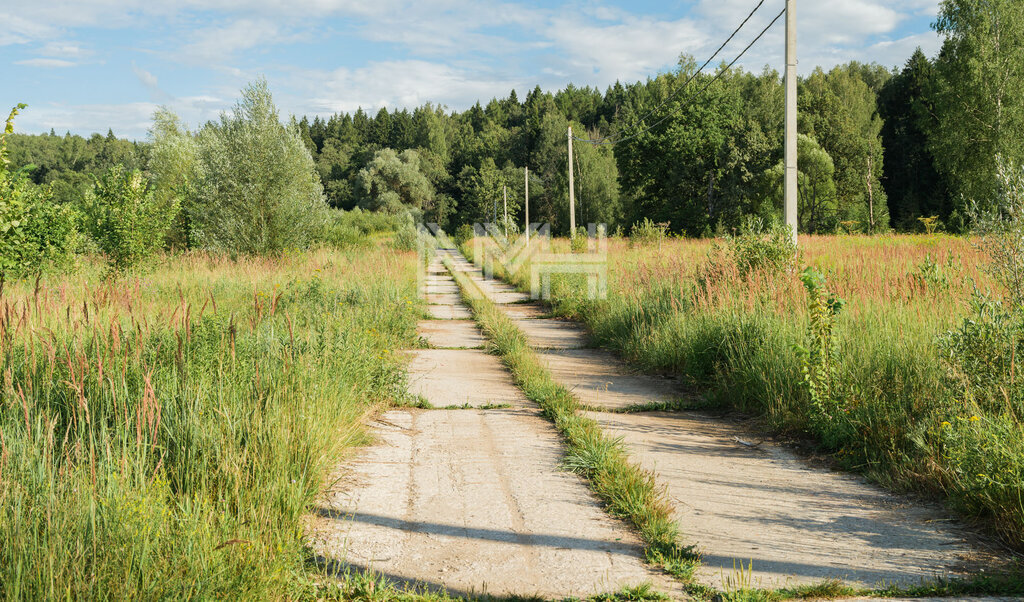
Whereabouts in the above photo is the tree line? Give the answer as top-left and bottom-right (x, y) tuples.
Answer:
(5, 0), (1023, 240)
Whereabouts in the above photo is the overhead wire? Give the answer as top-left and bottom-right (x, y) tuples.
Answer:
(580, 0), (768, 145)
(575, 4), (786, 147)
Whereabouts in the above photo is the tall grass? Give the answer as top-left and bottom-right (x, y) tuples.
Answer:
(0, 247), (420, 598)
(468, 234), (1024, 550)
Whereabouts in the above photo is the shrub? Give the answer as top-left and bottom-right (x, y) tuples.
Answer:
(941, 157), (1024, 417)
(0, 104), (77, 295)
(795, 267), (848, 444)
(392, 222), (420, 251)
(453, 223), (476, 246)
(570, 227), (589, 253)
(81, 166), (178, 271)
(938, 293), (1023, 416)
(910, 253), (953, 293)
(630, 217), (667, 245)
(189, 79), (327, 255)
(391, 215), (433, 253)
(315, 209), (370, 248)
(725, 216), (797, 279)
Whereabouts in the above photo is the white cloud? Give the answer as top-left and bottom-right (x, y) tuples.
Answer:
(39, 41), (89, 57)
(0, 13), (58, 45)
(545, 14), (710, 85)
(860, 30), (943, 68)
(681, 0), (944, 76)
(131, 62), (173, 102)
(180, 19), (285, 63)
(2, 0), (951, 137)
(16, 101), (159, 137)
(15, 58), (76, 68)
(13, 94), (236, 139)
(299, 60), (519, 115)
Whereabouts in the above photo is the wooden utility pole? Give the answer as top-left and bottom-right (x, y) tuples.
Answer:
(784, 0), (798, 245)
(524, 166), (530, 245)
(503, 185), (508, 235)
(568, 126), (576, 235)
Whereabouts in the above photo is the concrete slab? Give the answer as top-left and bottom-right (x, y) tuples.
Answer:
(537, 349), (686, 410)
(502, 303), (549, 320)
(425, 293), (463, 305)
(307, 409), (676, 599)
(418, 320), (486, 349)
(425, 284), (460, 295)
(425, 304), (473, 320)
(490, 291), (532, 304)
(586, 410), (985, 590)
(514, 318), (589, 349)
(406, 349), (526, 408)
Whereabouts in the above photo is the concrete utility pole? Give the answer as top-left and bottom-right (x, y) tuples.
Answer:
(503, 185), (508, 235)
(524, 166), (530, 245)
(784, 0), (798, 245)
(568, 126), (576, 235)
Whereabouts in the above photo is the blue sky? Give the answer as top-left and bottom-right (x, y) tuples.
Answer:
(1, 0), (944, 139)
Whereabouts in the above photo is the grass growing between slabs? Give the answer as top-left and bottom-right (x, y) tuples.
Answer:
(0, 246), (423, 599)
(442, 257), (701, 586)
(466, 234), (1024, 557)
(457, 237), (1024, 599)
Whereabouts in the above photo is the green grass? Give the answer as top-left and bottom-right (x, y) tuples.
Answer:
(298, 568), (672, 601)
(592, 398), (711, 414)
(443, 256), (701, 586)
(0, 246), (422, 599)
(465, 234), (1024, 553)
(460, 236), (1024, 597)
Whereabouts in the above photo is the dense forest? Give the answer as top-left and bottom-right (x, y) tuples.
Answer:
(7, 0), (1023, 237)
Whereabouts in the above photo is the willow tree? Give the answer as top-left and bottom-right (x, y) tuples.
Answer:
(186, 79), (326, 255)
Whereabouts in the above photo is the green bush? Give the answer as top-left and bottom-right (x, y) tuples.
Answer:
(81, 166), (178, 271)
(938, 293), (1023, 415)
(453, 223), (476, 246)
(726, 217), (798, 278)
(391, 215), (432, 252)
(0, 104), (77, 294)
(570, 227), (589, 253)
(795, 267), (848, 446)
(938, 412), (1024, 539)
(630, 217), (667, 245)
(176, 79), (327, 255)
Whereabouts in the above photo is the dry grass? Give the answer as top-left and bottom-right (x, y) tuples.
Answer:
(469, 233), (1024, 551)
(0, 245), (421, 598)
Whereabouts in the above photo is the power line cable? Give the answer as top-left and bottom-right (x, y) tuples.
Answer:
(576, 6), (786, 147)
(582, 0), (769, 145)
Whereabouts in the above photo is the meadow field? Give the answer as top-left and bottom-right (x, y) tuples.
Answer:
(0, 245), (421, 599)
(470, 232), (1024, 549)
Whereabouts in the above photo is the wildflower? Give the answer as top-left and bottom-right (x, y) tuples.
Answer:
(941, 421), (951, 428)
(968, 415), (980, 422)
